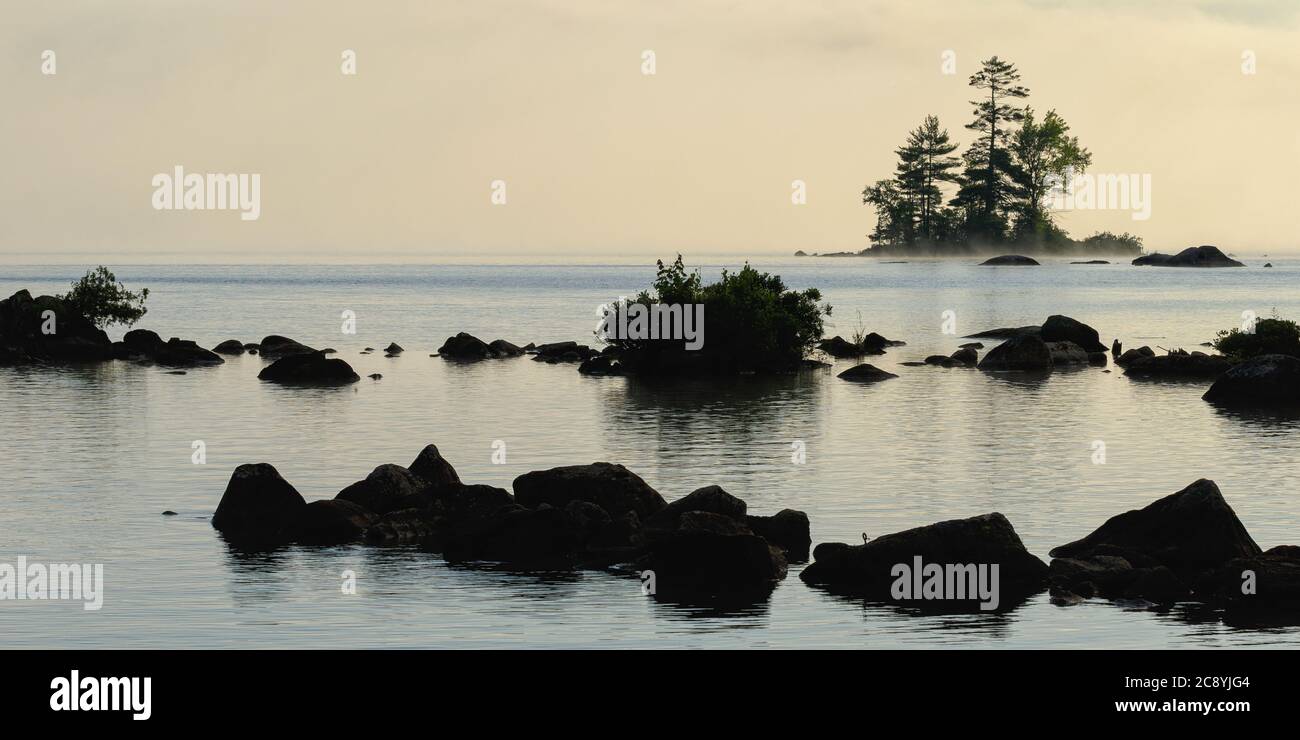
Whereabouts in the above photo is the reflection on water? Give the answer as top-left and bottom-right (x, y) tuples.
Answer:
(2, 262), (1300, 648)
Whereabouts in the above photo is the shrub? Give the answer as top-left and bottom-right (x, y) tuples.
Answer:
(603, 255), (830, 374)
(1213, 315), (1300, 360)
(59, 266), (149, 328)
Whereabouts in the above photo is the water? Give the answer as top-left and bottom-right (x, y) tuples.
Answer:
(2, 259), (1298, 648)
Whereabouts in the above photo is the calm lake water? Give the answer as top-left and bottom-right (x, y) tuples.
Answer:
(2, 259), (1298, 648)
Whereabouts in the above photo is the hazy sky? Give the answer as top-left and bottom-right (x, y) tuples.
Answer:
(2, 0), (1297, 262)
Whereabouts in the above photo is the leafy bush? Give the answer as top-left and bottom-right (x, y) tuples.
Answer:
(59, 266), (149, 328)
(604, 256), (830, 374)
(1213, 315), (1300, 360)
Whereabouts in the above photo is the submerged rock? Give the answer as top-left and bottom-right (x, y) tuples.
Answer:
(1115, 346), (1155, 366)
(980, 255), (1040, 266)
(213, 339), (246, 355)
(1123, 351), (1231, 379)
(837, 363), (898, 382)
(1202, 354), (1300, 406)
(258, 351), (360, 384)
(1132, 245), (1244, 268)
(384, 342), (403, 354)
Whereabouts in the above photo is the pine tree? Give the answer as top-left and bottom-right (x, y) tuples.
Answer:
(895, 115), (961, 242)
(953, 56), (1029, 242)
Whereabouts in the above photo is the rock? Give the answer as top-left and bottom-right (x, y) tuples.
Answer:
(213, 339), (246, 355)
(1049, 554), (1190, 602)
(258, 335), (318, 358)
(1045, 341), (1090, 366)
(319, 348), (336, 354)
(164, 370), (187, 375)
(1050, 479), (1261, 578)
(960, 342), (984, 350)
(258, 351), (360, 384)
(1123, 351), (1232, 379)
(745, 509), (812, 561)
(818, 335), (875, 358)
(443, 504), (584, 566)
(211, 463), (308, 545)
(924, 355), (954, 367)
(978, 334), (1053, 371)
(427, 483), (514, 523)
(980, 255), (1040, 266)
(335, 464), (425, 516)
(1202, 354), (1300, 406)
(578, 355), (622, 375)
(837, 363), (898, 382)
(862, 332), (905, 351)
(513, 463), (666, 520)
(1112, 339), (1122, 355)
(123, 329), (164, 354)
(161, 510), (178, 516)
(647, 485), (747, 530)
(488, 339), (524, 357)
(1195, 546), (1300, 609)
(407, 444), (462, 494)
(964, 326), (1041, 340)
(640, 516), (787, 597)
(368, 373), (382, 380)
(436, 332), (492, 360)
(1040, 315), (1105, 352)
(242, 343), (260, 351)
(384, 342), (403, 354)
(1071, 260), (1110, 264)
(1264, 262), (1273, 268)
(1115, 346), (1155, 366)
(1088, 351), (1109, 367)
(800, 513), (1049, 607)
(365, 508), (440, 544)
(1132, 245), (1244, 268)
(294, 499), (378, 545)
(950, 347), (978, 366)
(0, 290), (114, 364)
(153, 338), (224, 367)
(534, 341), (597, 362)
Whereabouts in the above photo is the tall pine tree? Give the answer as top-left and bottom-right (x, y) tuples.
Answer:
(953, 56), (1029, 242)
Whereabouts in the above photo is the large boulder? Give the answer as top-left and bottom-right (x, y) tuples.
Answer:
(513, 463), (666, 520)
(1115, 346), (1155, 366)
(0, 290), (113, 364)
(211, 463), (308, 545)
(488, 339), (524, 357)
(1040, 315), (1105, 352)
(1202, 354), (1300, 406)
(1123, 351), (1232, 379)
(978, 334), (1053, 371)
(1045, 341), (1090, 366)
(837, 363), (898, 382)
(436, 332), (491, 360)
(213, 339), (246, 355)
(258, 351), (359, 384)
(294, 499), (378, 545)
(258, 335), (318, 358)
(1050, 479), (1260, 576)
(335, 464), (425, 515)
(745, 509), (812, 562)
(152, 338), (224, 367)
(1132, 246), (1244, 267)
(646, 485), (748, 530)
(800, 513), (1048, 608)
(980, 255), (1040, 266)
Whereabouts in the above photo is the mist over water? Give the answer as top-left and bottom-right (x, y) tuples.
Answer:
(2, 260), (1298, 648)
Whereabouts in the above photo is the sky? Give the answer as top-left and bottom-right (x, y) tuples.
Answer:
(1, 0), (1297, 262)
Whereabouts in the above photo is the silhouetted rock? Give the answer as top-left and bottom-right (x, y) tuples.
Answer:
(335, 463), (425, 515)
(861, 332), (905, 351)
(745, 509), (812, 561)
(514, 463), (666, 520)
(1050, 479), (1260, 576)
(837, 363), (898, 382)
(258, 351), (359, 384)
(0, 290), (115, 364)
(1071, 260), (1110, 264)
(407, 444), (462, 494)
(258, 335), (317, 358)
(980, 255), (1040, 266)
(646, 485), (747, 531)
(437, 332), (492, 360)
(1088, 351), (1108, 367)
(488, 339), (524, 357)
(365, 508), (440, 544)
(211, 463), (307, 545)
(152, 338), (224, 367)
(965, 326), (1041, 340)
(443, 504), (584, 566)
(1132, 245), (1244, 267)
(1115, 346), (1155, 366)
(1040, 315), (1105, 352)
(1203, 354), (1300, 406)
(1123, 351), (1231, 379)
(978, 334), (1053, 371)
(640, 512), (787, 597)
(533, 341), (598, 362)
(818, 335), (875, 357)
(123, 329), (164, 353)
(1046, 341), (1090, 366)
(295, 499), (378, 545)
(949, 346), (979, 366)
(1196, 546), (1300, 610)
(213, 339), (246, 355)
(800, 513), (1048, 606)
(578, 355), (622, 375)
(384, 342), (403, 354)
